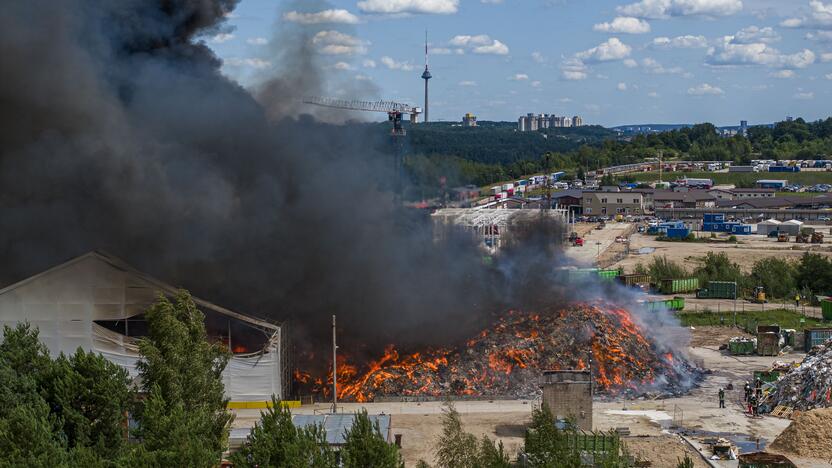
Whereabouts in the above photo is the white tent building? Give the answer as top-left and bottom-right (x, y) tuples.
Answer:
(756, 219), (782, 236)
(0, 251), (288, 403)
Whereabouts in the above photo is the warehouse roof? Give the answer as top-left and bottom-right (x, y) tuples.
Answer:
(0, 251), (279, 331)
(292, 414), (391, 445)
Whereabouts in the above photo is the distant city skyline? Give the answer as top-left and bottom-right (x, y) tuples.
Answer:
(210, 0), (832, 126)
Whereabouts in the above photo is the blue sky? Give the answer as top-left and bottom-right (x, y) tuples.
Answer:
(208, 0), (832, 126)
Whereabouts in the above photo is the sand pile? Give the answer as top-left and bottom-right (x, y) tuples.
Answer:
(769, 408), (832, 458)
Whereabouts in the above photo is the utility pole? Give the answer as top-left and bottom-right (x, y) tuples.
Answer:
(332, 314), (338, 414)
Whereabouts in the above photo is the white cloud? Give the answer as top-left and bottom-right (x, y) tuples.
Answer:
(576, 38), (632, 62)
(794, 91), (815, 99)
(458, 80), (478, 86)
(641, 57), (685, 74)
(358, 0), (459, 15)
(531, 51), (546, 63)
(618, 0), (743, 19)
(821, 52), (832, 61)
(431, 47), (462, 54)
(312, 31), (369, 55)
(224, 57), (272, 69)
(593, 17), (651, 34)
(623, 58), (639, 68)
(449, 35), (509, 55)
(474, 40), (509, 55)
(246, 37), (268, 45)
(687, 83), (724, 95)
(648, 91), (660, 97)
(770, 69), (795, 78)
(651, 35), (709, 48)
(210, 33), (234, 43)
(362, 59), (376, 68)
(826, 73), (832, 79)
(284, 9), (360, 24)
(617, 82), (629, 91)
(355, 74), (372, 81)
(380, 56), (415, 71)
(332, 62), (355, 70)
(509, 73), (529, 81)
(781, 1), (832, 30)
(562, 71), (587, 80)
(531, 80), (542, 87)
(807, 30), (832, 41)
(707, 36), (816, 68)
(732, 26), (781, 44)
(560, 57), (588, 80)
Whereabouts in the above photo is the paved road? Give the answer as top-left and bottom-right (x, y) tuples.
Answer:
(565, 222), (633, 266)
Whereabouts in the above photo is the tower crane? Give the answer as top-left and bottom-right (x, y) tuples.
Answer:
(303, 97), (422, 205)
(302, 97), (422, 136)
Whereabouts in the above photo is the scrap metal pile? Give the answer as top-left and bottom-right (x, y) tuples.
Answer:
(764, 339), (832, 412)
(307, 302), (699, 402)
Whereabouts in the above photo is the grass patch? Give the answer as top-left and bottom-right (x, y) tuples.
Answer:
(677, 308), (825, 332)
(623, 171), (832, 187)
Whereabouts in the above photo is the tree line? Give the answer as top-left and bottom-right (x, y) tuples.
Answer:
(400, 117), (832, 197)
(635, 252), (832, 299)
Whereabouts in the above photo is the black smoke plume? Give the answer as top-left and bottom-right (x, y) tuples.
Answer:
(0, 1), (573, 370)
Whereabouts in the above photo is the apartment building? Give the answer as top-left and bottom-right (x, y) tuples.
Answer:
(582, 191), (644, 216)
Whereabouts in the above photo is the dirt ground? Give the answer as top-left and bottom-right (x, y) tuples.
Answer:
(687, 325), (753, 348)
(613, 230), (832, 273)
(392, 411), (531, 465)
(624, 435), (709, 468)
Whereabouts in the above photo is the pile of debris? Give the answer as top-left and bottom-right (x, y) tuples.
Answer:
(315, 302), (701, 402)
(769, 408), (832, 459)
(763, 339), (832, 412)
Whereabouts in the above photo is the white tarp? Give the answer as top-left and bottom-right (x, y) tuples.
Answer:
(0, 252), (284, 401)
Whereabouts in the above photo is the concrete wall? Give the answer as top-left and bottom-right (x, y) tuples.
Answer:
(540, 370), (593, 431)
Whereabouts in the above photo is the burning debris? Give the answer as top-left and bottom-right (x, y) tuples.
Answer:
(303, 302), (700, 402)
(764, 339), (832, 412)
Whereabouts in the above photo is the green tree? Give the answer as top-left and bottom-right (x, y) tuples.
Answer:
(695, 252), (747, 290)
(129, 291), (232, 467)
(230, 397), (335, 468)
(342, 410), (403, 468)
(46, 349), (132, 458)
(434, 401), (479, 468)
(795, 253), (832, 295)
(0, 323), (131, 467)
(476, 435), (511, 467)
(523, 404), (580, 467)
(646, 256), (689, 284)
(750, 257), (796, 299)
(677, 454), (695, 468)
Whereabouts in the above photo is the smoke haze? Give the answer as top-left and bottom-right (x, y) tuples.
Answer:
(0, 0), (571, 360)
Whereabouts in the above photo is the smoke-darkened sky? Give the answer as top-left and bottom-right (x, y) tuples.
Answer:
(0, 0), (578, 359)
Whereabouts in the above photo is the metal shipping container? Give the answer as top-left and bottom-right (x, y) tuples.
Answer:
(703, 213), (725, 223)
(822, 300), (832, 321)
(696, 281), (737, 299)
(729, 339), (755, 355)
(618, 274), (651, 287)
(660, 278), (699, 294)
(757, 332), (779, 356)
(805, 328), (832, 351)
(596, 269), (621, 280)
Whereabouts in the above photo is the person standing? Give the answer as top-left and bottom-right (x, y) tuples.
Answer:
(718, 388), (725, 408)
(744, 381), (751, 402)
(749, 394), (758, 416)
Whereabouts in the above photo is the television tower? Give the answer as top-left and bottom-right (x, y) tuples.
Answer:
(421, 31), (432, 123)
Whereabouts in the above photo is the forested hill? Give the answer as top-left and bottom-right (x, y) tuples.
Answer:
(353, 117), (832, 199)
(405, 123), (616, 165)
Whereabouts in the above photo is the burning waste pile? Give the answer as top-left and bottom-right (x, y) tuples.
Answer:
(302, 302), (700, 402)
(764, 339), (832, 412)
